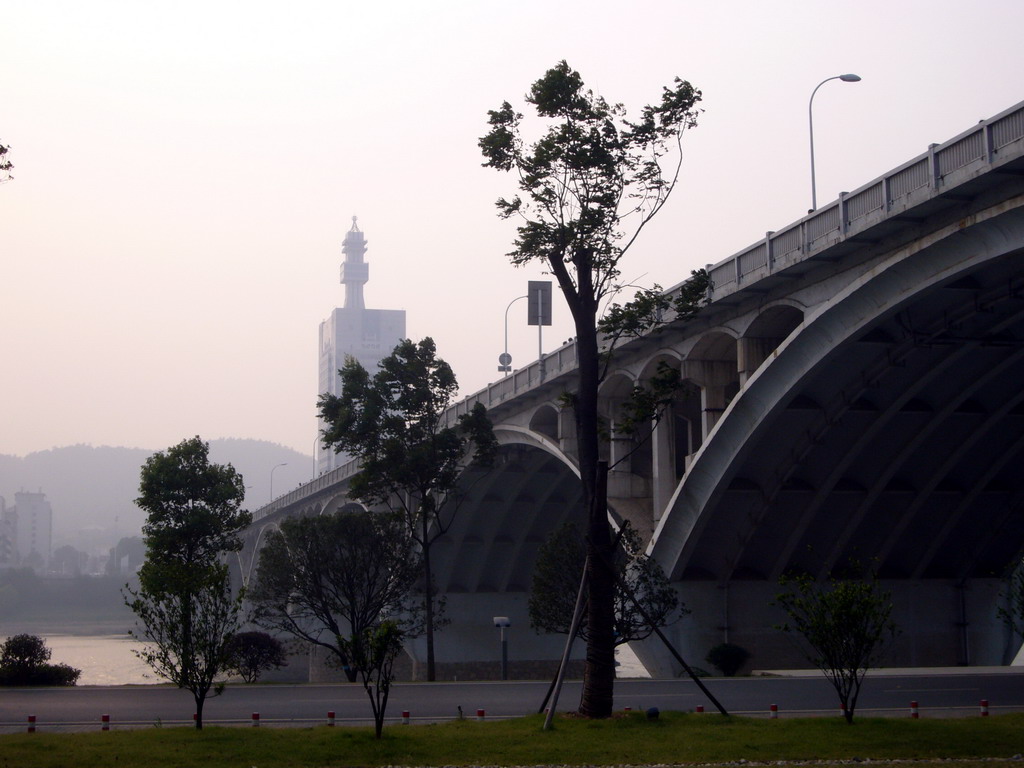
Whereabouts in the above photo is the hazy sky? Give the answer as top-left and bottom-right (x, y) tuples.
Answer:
(3, 0), (1023, 471)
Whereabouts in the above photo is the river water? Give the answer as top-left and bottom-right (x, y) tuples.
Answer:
(43, 635), (156, 686)
(37, 635), (648, 686)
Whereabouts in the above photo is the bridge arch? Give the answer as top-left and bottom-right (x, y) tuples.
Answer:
(651, 198), (1024, 585)
(236, 519), (282, 587)
(528, 404), (560, 443)
(625, 197), (1024, 677)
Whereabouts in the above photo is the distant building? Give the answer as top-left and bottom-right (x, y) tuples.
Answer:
(316, 218), (405, 475)
(0, 496), (15, 568)
(5, 491), (53, 572)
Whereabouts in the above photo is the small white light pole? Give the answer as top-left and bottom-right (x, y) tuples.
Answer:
(809, 73), (861, 211)
(270, 462), (287, 503)
(498, 295), (527, 373)
(493, 616), (511, 680)
(498, 281), (552, 375)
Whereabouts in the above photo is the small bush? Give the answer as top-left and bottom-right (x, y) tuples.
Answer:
(226, 631), (287, 683)
(0, 634), (81, 686)
(705, 642), (750, 676)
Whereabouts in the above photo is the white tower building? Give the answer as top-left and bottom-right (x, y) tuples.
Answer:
(316, 218), (406, 475)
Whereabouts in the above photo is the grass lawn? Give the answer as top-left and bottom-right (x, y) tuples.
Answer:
(2, 711), (1023, 768)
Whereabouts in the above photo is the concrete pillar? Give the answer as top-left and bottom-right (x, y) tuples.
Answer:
(682, 360), (737, 440)
(651, 413), (675, 522)
(738, 337), (775, 385)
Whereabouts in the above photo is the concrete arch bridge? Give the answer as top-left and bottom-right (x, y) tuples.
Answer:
(238, 100), (1024, 679)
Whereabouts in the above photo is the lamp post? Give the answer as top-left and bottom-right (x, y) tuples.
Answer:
(809, 73), (861, 211)
(493, 617), (511, 680)
(498, 295), (527, 373)
(270, 462), (287, 504)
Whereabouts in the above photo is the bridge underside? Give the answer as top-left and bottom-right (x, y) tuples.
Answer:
(681, 247), (1024, 587)
(638, 204), (1024, 675)
(406, 443), (587, 679)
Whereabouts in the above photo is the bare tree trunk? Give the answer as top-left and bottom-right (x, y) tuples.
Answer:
(422, 512), (436, 682)
(580, 461), (615, 717)
(574, 317), (617, 718)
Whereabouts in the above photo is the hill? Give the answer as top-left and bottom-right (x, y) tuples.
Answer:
(0, 439), (313, 554)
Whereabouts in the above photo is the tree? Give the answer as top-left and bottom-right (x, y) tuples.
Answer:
(998, 560), (1024, 643)
(705, 643), (750, 677)
(226, 631), (288, 683)
(529, 521), (683, 645)
(125, 436), (251, 729)
(481, 61), (702, 716)
(0, 141), (12, 184)
(343, 621), (406, 739)
(318, 337), (497, 681)
(128, 562), (243, 715)
(249, 510), (422, 681)
(0, 634), (81, 686)
(774, 570), (899, 723)
(137, 436), (250, 568)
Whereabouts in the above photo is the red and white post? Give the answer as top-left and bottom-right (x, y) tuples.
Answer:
(402, 711), (410, 725)
(27, 715), (36, 733)
(327, 711), (335, 727)
(910, 701), (919, 719)
(980, 699), (989, 717)
(101, 714), (110, 731)
(769, 704), (778, 719)
(252, 712), (260, 727)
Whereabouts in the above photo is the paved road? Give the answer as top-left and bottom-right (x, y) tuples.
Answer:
(2, 670), (1022, 732)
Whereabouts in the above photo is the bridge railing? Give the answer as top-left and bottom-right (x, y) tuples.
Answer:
(694, 99), (1024, 301)
(255, 99), (1024, 522)
(253, 458), (361, 521)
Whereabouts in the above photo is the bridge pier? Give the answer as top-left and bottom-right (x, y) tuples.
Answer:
(402, 592), (584, 681)
(630, 578), (1020, 677)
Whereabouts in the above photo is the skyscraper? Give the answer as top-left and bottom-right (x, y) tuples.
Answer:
(316, 218), (406, 475)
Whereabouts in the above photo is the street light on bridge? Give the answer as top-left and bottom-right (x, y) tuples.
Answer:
(270, 462), (287, 504)
(809, 73), (861, 212)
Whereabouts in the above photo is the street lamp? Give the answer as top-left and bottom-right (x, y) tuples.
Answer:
(809, 73), (861, 211)
(270, 462), (287, 504)
(498, 295), (527, 373)
(493, 616), (511, 680)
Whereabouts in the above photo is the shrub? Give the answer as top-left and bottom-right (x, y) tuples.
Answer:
(0, 634), (81, 686)
(705, 642), (750, 676)
(226, 631), (288, 683)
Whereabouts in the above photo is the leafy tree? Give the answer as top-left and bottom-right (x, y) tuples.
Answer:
(343, 620), (406, 739)
(705, 642), (750, 677)
(0, 141), (12, 184)
(998, 561), (1024, 643)
(1, 634), (50, 672)
(529, 521), (683, 645)
(226, 630), (288, 683)
(128, 562), (243, 713)
(318, 337), (497, 681)
(775, 569), (899, 723)
(249, 510), (422, 683)
(137, 436), (250, 568)
(125, 436), (251, 729)
(0, 634), (81, 686)
(481, 61), (702, 716)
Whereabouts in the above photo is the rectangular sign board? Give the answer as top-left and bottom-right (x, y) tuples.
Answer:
(528, 280), (552, 326)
